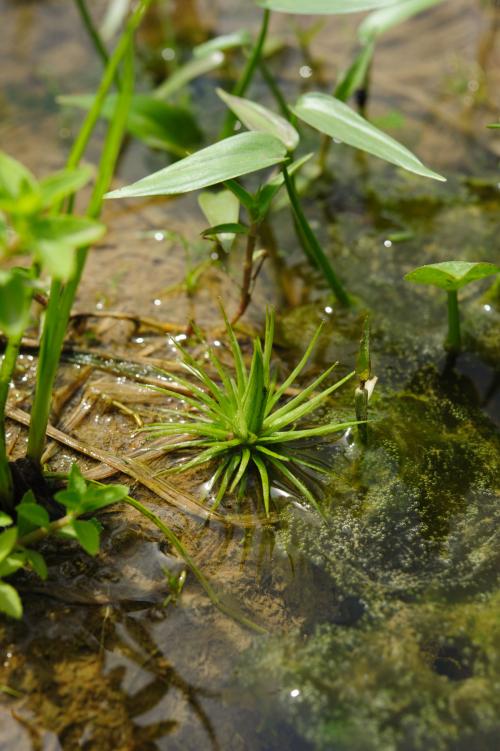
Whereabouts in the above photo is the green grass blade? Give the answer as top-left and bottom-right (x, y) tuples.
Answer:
(265, 322), (324, 414)
(229, 447), (251, 493)
(264, 361), (339, 428)
(261, 419), (361, 443)
(266, 456), (321, 514)
(266, 370), (355, 432)
(252, 454), (271, 516)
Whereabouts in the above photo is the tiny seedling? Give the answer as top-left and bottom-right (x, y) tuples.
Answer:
(355, 316), (377, 444)
(0, 464), (128, 619)
(144, 310), (357, 516)
(404, 261), (500, 352)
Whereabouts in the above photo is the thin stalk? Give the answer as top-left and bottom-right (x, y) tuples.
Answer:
(446, 290), (461, 352)
(122, 495), (267, 633)
(231, 223), (259, 325)
(0, 336), (21, 511)
(74, 0), (110, 68)
(27, 26), (138, 466)
(282, 166), (351, 306)
(18, 513), (74, 548)
(219, 9), (271, 139)
(258, 59), (290, 121)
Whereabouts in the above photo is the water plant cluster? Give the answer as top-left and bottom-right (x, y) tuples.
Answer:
(0, 6), (498, 745)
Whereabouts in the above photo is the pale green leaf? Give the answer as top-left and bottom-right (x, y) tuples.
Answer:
(154, 51), (225, 100)
(293, 93), (445, 181)
(106, 133), (288, 199)
(256, 0), (398, 14)
(0, 513), (13, 527)
(359, 0), (444, 43)
(198, 189), (240, 252)
(404, 261), (500, 291)
(0, 582), (22, 619)
(194, 30), (252, 58)
(217, 88), (299, 151)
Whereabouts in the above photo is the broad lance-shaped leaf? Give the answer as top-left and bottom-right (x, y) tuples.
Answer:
(217, 89), (299, 151)
(106, 133), (288, 199)
(293, 93), (445, 181)
(404, 261), (500, 291)
(359, 0), (444, 43)
(198, 189), (240, 252)
(256, 0), (398, 14)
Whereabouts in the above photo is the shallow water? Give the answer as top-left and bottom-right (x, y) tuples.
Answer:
(0, 1), (499, 749)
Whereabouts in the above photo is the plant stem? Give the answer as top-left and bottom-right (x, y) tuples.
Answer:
(0, 336), (21, 511)
(282, 166), (351, 306)
(122, 495), (266, 633)
(231, 223), (259, 325)
(18, 513), (74, 548)
(219, 9), (271, 139)
(446, 289), (461, 352)
(258, 59), (290, 120)
(74, 0), (110, 68)
(27, 15), (140, 467)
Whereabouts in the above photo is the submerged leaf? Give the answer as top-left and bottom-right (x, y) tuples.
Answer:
(404, 261), (500, 291)
(293, 93), (445, 181)
(106, 133), (288, 199)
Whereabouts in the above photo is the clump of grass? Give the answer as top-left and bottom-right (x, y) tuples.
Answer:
(146, 310), (357, 515)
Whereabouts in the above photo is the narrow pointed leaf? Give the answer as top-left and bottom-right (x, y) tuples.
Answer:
(252, 454), (271, 515)
(256, 0), (398, 14)
(194, 31), (252, 58)
(359, 0), (444, 43)
(106, 133), (288, 199)
(293, 93), (445, 181)
(154, 51), (225, 99)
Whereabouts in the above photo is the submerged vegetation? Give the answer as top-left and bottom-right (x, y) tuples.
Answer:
(0, 0), (499, 748)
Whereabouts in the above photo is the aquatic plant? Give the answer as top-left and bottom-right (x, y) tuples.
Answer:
(354, 317), (377, 445)
(144, 310), (357, 515)
(404, 261), (500, 352)
(0, 154), (105, 509)
(0, 464), (128, 619)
